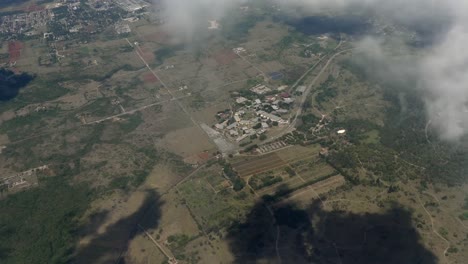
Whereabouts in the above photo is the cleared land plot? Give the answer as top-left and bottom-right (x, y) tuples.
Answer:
(255, 161), (338, 197)
(232, 152), (285, 177)
(176, 167), (254, 233)
(8, 41), (23, 62)
(276, 175), (345, 206)
(232, 145), (320, 177)
(292, 159), (336, 181)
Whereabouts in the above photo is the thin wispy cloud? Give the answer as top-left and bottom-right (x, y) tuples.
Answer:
(156, 0), (468, 140)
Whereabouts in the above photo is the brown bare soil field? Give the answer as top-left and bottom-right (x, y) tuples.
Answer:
(213, 49), (238, 65)
(137, 46), (155, 63)
(22, 3), (44, 12)
(232, 152), (285, 177)
(8, 41), (23, 62)
(233, 145), (320, 177)
(142, 72), (159, 83)
(160, 125), (216, 158)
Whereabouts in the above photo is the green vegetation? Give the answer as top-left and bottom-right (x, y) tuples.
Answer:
(167, 234), (193, 251)
(190, 92), (206, 110)
(119, 113), (143, 134)
(285, 167), (296, 177)
(463, 196), (468, 210)
(81, 97), (116, 117)
(329, 59), (468, 185)
(154, 45), (184, 65)
(300, 43), (323, 58)
(298, 114), (320, 132)
(0, 176), (90, 264)
(109, 176), (132, 190)
(253, 123), (262, 129)
(315, 76), (338, 109)
(0, 108), (60, 141)
(263, 172), (338, 203)
(447, 246), (459, 254)
(249, 174), (283, 190)
(221, 13), (264, 41)
(458, 212), (468, 221)
(222, 162), (245, 191)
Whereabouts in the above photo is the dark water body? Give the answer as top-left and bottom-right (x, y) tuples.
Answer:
(0, 69), (34, 101)
(286, 16), (371, 36)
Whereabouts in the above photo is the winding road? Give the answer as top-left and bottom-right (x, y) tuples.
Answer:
(268, 48), (353, 142)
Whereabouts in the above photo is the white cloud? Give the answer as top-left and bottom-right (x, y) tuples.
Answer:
(156, 0), (468, 140)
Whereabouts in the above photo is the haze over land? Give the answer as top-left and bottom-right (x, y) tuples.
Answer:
(160, 0), (468, 140)
(0, 0), (467, 263)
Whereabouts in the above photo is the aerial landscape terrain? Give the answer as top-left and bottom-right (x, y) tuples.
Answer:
(0, 0), (467, 263)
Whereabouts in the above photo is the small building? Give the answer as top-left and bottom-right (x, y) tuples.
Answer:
(208, 20), (220, 30)
(251, 84), (272, 95)
(257, 111), (288, 124)
(319, 148), (329, 157)
(215, 123), (225, 130)
(236, 97), (249, 104)
(277, 85), (288, 91)
(233, 47), (246, 54)
(226, 123), (237, 130)
(229, 130), (239, 137)
(296, 86), (306, 93)
(276, 109), (289, 114)
(236, 134), (249, 142)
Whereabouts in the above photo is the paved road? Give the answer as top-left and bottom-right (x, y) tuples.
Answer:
(267, 48), (353, 143)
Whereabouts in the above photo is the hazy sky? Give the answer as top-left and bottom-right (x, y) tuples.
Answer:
(157, 0), (468, 140)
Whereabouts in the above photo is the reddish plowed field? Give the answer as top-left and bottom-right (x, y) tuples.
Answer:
(143, 72), (159, 83)
(138, 47), (155, 62)
(232, 153), (287, 177)
(214, 50), (237, 65)
(23, 4), (44, 12)
(8, 41), (23, 63)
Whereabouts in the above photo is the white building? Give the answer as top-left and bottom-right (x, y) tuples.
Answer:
(257, 111), (288, 124)
(296, 86), (306, 93)
(251, 84), (272, 95)
(236, 97), (249, 104)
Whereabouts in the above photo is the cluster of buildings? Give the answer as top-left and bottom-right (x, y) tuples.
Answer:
(114, 0), (149, 12)
(0, 165), (48, 194)
(213, 84), (295, 143)
(0, 0), (149, 40)
(233, 47), (246, 55)
(115, 22), (131, 34)
(0, 9), (53, 36)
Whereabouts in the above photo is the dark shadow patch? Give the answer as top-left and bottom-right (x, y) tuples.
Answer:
(286, 16), (371, 36)
(0, 69), (34, 101)
(74, 190), (163, 264)
(227, 200), (437, 264)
